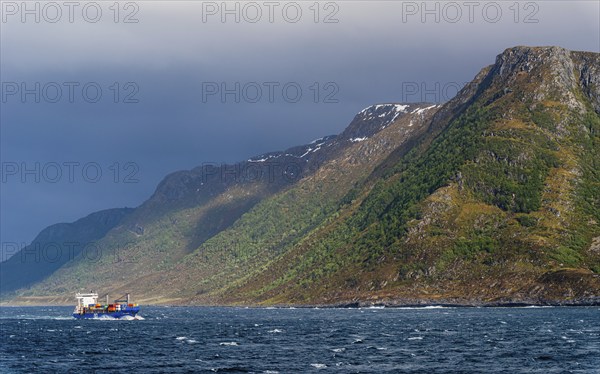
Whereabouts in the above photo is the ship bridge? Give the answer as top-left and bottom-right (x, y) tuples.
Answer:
(75, 292), (98, 307)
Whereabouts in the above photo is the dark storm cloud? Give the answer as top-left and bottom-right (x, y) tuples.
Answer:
(1, 1), (598, 255)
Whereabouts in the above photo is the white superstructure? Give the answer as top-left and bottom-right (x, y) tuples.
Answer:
(74, 292), (99, 313)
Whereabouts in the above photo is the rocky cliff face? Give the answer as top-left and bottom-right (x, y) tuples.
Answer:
(572, 51), (600, 114)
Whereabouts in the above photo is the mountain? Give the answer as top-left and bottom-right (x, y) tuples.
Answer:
(212, 46), (600, 306)
(2, 102), (439, 304)
(3, 46), (599, 306)
(0, 208), (133, 293)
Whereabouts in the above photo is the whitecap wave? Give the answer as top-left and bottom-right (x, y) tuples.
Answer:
(219, 342), (239, 346)
(96, 315), (117, 320)
(3, 315), (74, 321)
(368, 346), (388, 350)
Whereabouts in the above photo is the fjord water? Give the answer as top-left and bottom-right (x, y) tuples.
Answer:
(1, 306), (598, 373)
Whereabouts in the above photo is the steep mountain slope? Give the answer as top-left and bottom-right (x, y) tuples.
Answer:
(159, 103), (440, 303)
(5, 46), (598, 306)
(216, 46), (600, 305)
(0, 208), (133, 294)
(6, 103), (438, 304)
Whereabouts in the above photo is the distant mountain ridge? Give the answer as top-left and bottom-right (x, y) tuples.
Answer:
(2, 46), (599, 306)
(0, 208), (133, 292)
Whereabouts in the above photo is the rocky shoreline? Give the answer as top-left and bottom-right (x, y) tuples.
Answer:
(3, 296), (600, 308)
(321, 298), (600, 308)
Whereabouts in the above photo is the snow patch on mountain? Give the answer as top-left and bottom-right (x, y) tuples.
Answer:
(248, 154), (279, 163)
(300, 148), (312, 157)
(411, 104), (439, 115)
(356, 103), (414, 130)
(359, 103), (409, 116)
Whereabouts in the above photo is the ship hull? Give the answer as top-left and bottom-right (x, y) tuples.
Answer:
(73, 308), (140, 319)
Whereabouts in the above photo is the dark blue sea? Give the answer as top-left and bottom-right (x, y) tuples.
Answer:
(1, 306), (598, 373)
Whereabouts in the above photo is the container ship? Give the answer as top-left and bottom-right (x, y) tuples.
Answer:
(73, 292), (140, 319)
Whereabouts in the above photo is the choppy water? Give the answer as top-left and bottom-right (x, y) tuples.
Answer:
(1, 306), (598, 373)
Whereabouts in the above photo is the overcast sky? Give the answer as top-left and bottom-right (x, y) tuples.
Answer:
(1, 0), (599, 258)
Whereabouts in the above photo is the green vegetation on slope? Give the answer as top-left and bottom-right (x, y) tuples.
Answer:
(221, 47), (600, 304)
(7, 47), (600, 306)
